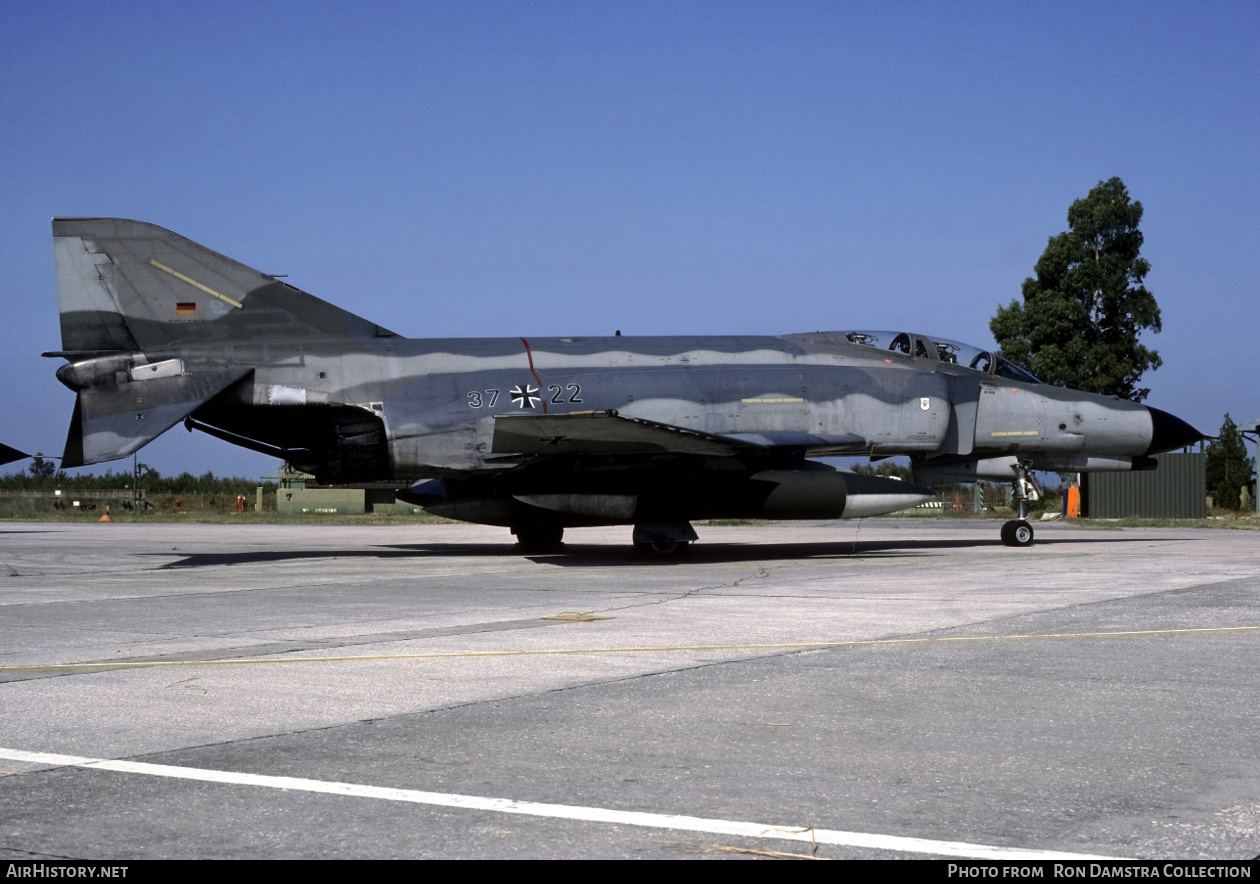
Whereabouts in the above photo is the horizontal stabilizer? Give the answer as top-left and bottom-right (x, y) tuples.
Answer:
(0, 443), (29, 467)
(63, 369), (250, 467)
(493, 411), (759, 457)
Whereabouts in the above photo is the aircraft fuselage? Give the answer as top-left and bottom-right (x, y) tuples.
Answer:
(61, 330), (1167, 482)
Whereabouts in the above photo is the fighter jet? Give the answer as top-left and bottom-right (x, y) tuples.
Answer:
(46, 218), (1205, 553)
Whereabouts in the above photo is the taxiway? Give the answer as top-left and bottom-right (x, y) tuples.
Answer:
(0, 519), (1256, 859)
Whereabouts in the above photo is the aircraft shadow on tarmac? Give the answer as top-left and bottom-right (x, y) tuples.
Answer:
(517, 535), (1176, 567)
(149, 534), (1169, 570)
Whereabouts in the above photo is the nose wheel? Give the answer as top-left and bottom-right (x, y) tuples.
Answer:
(1001, 519), (1034, 547)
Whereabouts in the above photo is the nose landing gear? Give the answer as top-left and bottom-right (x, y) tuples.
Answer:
(1001, 461), (1035, 547)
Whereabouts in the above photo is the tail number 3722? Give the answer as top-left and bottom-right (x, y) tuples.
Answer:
(468, 385), (582, 407)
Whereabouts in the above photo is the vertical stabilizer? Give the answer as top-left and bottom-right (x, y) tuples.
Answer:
(53, 218), (397, 352)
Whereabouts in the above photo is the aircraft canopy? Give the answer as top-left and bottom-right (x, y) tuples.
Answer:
(842, 330), (1042, 384)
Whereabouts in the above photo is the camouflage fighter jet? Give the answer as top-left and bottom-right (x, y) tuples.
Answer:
(47, 219), (1205, 552)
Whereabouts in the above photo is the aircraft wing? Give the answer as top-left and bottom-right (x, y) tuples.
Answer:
(0, 443), (29, 467)
(492, 411), (754, 456)
(492, 411), (868, 457)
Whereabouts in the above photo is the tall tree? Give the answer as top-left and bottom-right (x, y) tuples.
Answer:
(990, 177), (1162, 401)
(27, 453), (56, 480)
(1205, 413), (1253, 511)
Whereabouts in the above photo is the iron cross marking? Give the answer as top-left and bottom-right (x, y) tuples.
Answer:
(510, 384), (540, 409)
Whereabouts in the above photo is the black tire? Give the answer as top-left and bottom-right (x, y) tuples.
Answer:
(633, 539), (688, 558)
(514, 525), (564, 552)
(1001, 520), (1034, 547)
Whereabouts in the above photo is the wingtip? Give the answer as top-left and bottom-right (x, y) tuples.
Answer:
(0, 444), (30, 467)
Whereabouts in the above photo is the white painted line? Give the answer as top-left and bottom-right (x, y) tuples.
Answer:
(0, 747), (1116, 860)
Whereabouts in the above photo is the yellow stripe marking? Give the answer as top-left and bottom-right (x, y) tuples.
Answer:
(149, 260), (243, 309)
(990, 430), (1040, 437)
(741, 398), (804, 403)
(3, 624), (1255, 674)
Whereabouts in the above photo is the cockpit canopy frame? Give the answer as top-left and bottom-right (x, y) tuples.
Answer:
(842, 330), (1042, 384)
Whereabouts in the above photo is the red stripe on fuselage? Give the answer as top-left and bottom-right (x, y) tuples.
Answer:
(520, 337), (547, 413)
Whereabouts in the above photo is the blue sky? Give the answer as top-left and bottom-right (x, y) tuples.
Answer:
(2, 1), (1256, 478)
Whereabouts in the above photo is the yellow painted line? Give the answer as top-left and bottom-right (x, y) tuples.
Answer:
(741, 398), (804, 403)
(149, 260), (243, 309)
(4, 625), (1257, 674)
(990, 430), (1040, 437)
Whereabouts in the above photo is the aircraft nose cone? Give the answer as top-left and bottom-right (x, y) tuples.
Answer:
(1146, 406), (1207, 455)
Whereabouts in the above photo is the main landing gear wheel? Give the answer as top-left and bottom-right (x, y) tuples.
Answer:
(633, 539), (690, 557)
(631, 521), (698, 558)
(513, 525), (564, 553)
(1000, 520), (1034, 547)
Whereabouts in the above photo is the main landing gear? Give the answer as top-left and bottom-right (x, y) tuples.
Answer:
(632, 522), (698, 558)
(1001, 462), (1035, 548)
(512, 523), (564, 553)
(510, 522), (701, 556)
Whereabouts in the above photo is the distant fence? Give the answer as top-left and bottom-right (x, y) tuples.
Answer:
(0, 487), (433, 515)
(0, 489), (136, 512)
(0, 490), (278, 513)
(1082, 453), (1205, 519)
